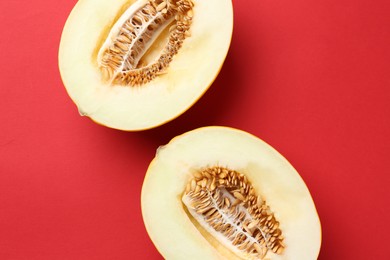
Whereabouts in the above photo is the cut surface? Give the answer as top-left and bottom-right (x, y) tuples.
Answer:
(59, 0), (233, 130)
(141, 126), (321, 259)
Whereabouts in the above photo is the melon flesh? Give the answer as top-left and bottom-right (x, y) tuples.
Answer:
(141, 126), (321, 259)
(59, 0), (233, 130)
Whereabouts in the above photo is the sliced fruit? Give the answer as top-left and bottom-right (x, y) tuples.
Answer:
(142, 126), (321, 259)
(59, 0), (233, 131)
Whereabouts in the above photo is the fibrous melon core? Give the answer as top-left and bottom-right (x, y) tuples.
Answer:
(183, 166), (285, 260)
(98, 0), (194, 86)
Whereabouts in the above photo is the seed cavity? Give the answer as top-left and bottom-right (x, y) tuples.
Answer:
(98, 0), (194, 86)
(182, 166), (285, 259)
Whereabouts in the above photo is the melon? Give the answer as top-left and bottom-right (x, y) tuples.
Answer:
(142, 126), (321, 259)
(59, 0), (233, 130)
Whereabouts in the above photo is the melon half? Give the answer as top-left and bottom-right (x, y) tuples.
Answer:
(59, 0), (233, 130)
(142, 126), (321, 259)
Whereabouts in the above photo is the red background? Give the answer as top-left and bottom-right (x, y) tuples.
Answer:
(1, 0), (389, 259)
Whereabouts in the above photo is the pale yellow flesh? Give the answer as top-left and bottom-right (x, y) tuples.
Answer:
(141, 126), (321, 259)
(59, 0), (233, 130)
